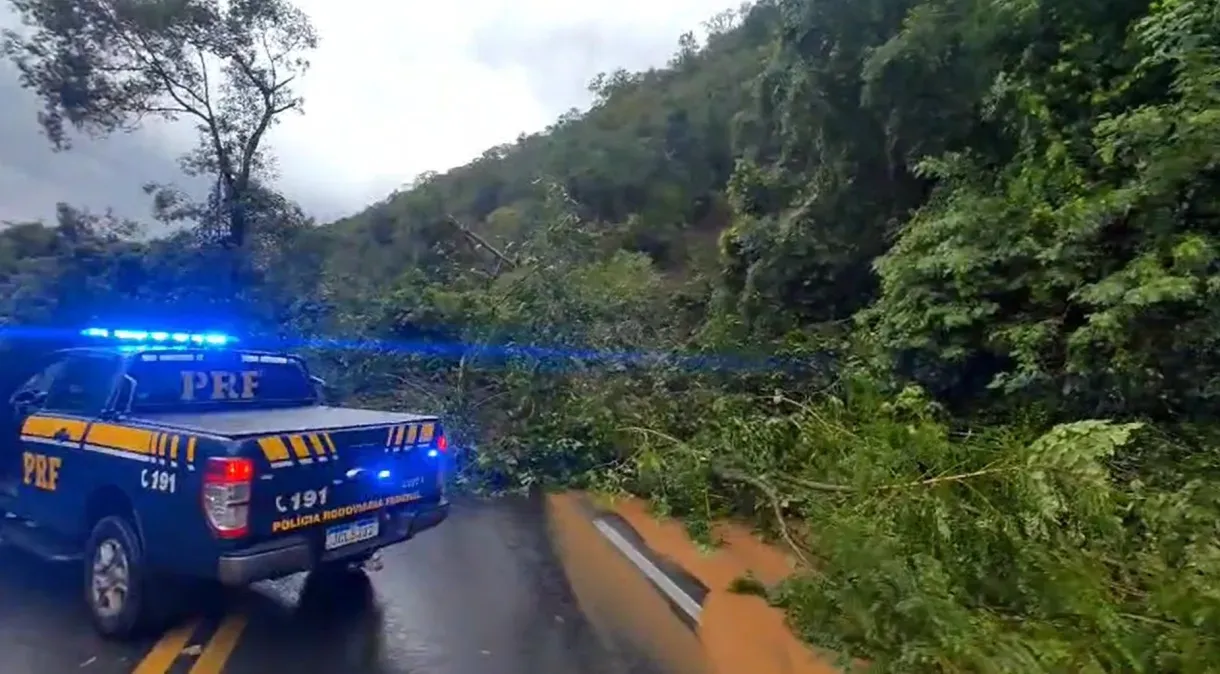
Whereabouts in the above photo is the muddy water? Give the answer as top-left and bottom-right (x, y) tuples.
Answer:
(546, 492), (842, 674)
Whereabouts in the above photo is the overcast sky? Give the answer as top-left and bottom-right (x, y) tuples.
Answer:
(0, 0), (733, 229)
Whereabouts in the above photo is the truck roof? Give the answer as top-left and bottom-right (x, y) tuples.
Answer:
(128, 406), (436, 438)
(53, 346), (296, 360)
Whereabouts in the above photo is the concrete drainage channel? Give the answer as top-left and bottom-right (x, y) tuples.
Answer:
(573, 495), (709, 632)
(549, 491), (841, 674)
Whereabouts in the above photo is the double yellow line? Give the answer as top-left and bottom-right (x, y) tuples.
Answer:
(132, 612), (248, 674)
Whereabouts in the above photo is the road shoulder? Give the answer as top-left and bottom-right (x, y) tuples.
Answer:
(546, 491), (842, 674)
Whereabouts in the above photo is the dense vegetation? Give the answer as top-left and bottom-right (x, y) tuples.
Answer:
(4, 0), (1220, 670)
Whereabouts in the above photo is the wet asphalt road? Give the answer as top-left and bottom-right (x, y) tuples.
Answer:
(0, 496), (681, 674)
(0, 541), (154, 672)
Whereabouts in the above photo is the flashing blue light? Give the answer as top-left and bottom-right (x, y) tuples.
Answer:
(426, 449), (438, 458)
(80, 327), (235, 346)
(376, 469), (392, 480)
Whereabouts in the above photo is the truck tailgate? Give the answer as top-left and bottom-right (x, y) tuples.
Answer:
(246, 417), (444, 542)
(134, 406), (445, 544)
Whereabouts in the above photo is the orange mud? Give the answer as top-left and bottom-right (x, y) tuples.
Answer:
(545, 492), (842, 674)
(547, 492), (710, 674)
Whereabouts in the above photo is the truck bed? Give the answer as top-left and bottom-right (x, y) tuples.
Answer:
(127, 405), (435, 439)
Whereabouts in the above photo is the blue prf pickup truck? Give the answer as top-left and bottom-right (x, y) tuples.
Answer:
(0, 327), (450, 638)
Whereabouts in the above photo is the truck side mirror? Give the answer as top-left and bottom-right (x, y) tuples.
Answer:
(10, 389), (46, 414)
(310, 375), (327, 404)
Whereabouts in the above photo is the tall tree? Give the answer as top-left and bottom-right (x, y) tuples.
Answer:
(1, 0), (318, 248)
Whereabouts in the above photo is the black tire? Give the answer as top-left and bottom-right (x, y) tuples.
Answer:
(83, 515), (166, 639)
(300, 563), (374, 617)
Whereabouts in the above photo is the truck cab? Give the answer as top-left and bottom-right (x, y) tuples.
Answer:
(0, 328), (450, 639)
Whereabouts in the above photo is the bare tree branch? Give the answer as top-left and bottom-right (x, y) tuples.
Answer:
(2, 0), (318, 248)
(446, 216), (518, 270)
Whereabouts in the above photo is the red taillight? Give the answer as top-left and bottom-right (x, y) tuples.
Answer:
(433, 433), (447, 496)
(202, 457), (253, 539)
(206, 456), (254, 483)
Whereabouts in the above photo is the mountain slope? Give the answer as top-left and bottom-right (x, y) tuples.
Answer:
(320, 2), (781, 293)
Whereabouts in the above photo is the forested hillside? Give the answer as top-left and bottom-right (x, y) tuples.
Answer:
(4, 0), (1220, 670)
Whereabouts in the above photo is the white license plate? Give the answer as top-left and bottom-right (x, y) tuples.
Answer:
(324, 518), (380, 550)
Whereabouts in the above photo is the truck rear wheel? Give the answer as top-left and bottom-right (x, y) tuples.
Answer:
(84, 515), (163, 639)
(301, 562), (374, 615)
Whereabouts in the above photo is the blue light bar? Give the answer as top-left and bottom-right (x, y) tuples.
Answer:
(80, 327), (235, 346)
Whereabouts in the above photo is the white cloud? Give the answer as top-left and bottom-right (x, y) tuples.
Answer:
(2, 0), (736, 225)
(268, 0), (735, 220)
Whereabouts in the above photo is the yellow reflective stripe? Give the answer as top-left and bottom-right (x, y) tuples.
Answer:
(404, 424), (418, 445)
(257, 436), (291, 463)
(20, 416), (54, 437)
(61, 419), (88, 441)
(419, 423), (435, 444)
(85, 424), (155, 455)
(66, 420), (88, 441)
(321, 433), (338, 455)
(74, 423), (203, 464)
(287, 435), (312, 460)
(306, 433), (328, 458)
(21, 416), (88, 441)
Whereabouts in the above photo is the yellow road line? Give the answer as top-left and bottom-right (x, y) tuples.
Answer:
(188, 612), (249, 674)
(131, 619), (200, 674)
